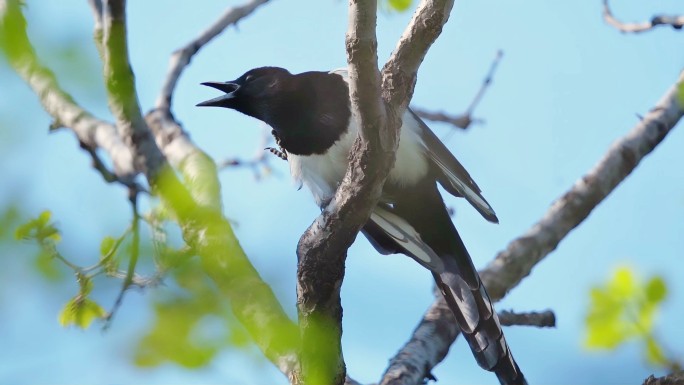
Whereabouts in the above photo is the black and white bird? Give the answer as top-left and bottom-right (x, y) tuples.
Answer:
(198, 67), (527, 385)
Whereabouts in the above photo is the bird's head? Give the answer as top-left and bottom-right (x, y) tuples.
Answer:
(197, 66), (292, 122)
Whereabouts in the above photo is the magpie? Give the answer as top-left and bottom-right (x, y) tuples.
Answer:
(198, 67), (527, 385)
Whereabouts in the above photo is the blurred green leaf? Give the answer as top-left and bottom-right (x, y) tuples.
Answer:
(33, 249), (64, 281)
(608, 266), (636, 299)
(645, 276), (667, 304)
(645, 337), (668, 367)
(135, 299), (219, 368)
(100, 236), (116, 257)
(584, 266), (679, 370)
(0, 204), (20, 239)
(58, 297), (106, 329)
(387, 0), (413, 11)
(678, 82), (684, 109)
(14, 210), (60, 242)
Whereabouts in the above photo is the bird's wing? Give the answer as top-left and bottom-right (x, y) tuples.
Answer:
(364, 204), (445, 273)
(408, 110), (499, 223)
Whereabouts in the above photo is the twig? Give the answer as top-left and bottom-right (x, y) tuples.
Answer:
(603, 0), (684, 33)
(104, 188), (140, 329)
(217, 128), (275, 180)
(413, 50), (503, 131)
(78, 141), (146, 193)
(498, 309), (556, 328)
(380, 70), (684, 385)
(155, 0), (272, 110)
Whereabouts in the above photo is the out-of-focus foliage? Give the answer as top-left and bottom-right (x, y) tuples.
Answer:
(387, 0), (413, 12)
(135, 257), (252, 368)
(14, 210), (66, 281)
(585, 266), (681, 371)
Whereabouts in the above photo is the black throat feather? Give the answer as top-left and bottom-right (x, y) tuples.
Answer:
(265, 72), (351, 156)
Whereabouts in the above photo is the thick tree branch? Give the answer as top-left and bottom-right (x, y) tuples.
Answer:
(295, 1), (456, 384)
(155, 0), (271, 110)
(294, 2), (386, 383)
(91, 0), (301, 377)
(603, 0), (684, 33)
(102, 0), (166, 180)
(381, 0), (454, 112)
(381, 70), (684, 385)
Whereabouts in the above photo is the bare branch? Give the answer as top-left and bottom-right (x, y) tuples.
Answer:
(480, 71), (684, 300)
(413, 50), (503, 131)
(0, 0), (136, 182)
(102, 0), (166, 178)
(155, 0), (271, 110)
(643, 371), (684, 385)
(217, 129), (275, 180)
(498, 309), (556, 328)
(381, 0), (455, 112)
(381, 70), (684, 385)
(603, 0), (684, 33)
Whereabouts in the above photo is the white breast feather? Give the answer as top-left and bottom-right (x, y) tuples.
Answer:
(288, 107), (429, 207)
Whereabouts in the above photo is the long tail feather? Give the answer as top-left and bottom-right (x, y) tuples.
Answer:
(434, 257), (527, 385)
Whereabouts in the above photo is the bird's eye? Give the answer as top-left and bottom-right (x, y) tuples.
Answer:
(244, 74), (254, 82)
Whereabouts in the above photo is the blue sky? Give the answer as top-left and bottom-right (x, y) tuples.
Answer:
(1, 1), (683, 384)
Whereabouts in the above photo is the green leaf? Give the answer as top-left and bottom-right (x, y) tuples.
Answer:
(388, 0), (413, 11)
(100, 236), (116, 257)
(58, 297), (106, 329)
(37, 210), (51, 227)
(678, 82), (684, 109)
(608, 266), (636, 299)
(645, 276), (667, 304)
(645, 337), (668, 366)
(14, 220), (35, 240)
(134, 300), (219, 368)
(33, 249), (64, 281)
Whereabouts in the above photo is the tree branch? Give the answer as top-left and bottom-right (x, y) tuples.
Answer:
(295, 1), (456, 384)
(99, 0), (301, 378)
(381, 70), (684, 385)
(498, 309), (555, 328)
(603, 0), (684, 33)
(412, 50), (503, 130)
(381, 0), (455, 112)
(480, 70), (684, 300)
(643, 371), (684, 385)
(102, 0), (166, 180)
(155, 0), (271, 110)
(0, 0), (136, 183)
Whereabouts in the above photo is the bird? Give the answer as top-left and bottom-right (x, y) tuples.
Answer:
(197, 66), (527, 385)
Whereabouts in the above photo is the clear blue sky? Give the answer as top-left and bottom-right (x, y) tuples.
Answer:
(1, 1), (683, 384)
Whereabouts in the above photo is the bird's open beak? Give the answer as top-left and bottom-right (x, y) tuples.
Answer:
(196, 81), (240, 107)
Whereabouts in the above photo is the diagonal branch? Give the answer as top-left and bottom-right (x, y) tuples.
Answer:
(603, 0), (684, 33)
(155, 0), (271, 110)
(98, 0), (301, 377)
(381, 0), (455, 112)
(0, 0), (136, 182)
(381, 69), (684, 385)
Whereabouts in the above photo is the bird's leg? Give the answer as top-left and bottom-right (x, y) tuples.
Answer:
(266, 129), (288, 160)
